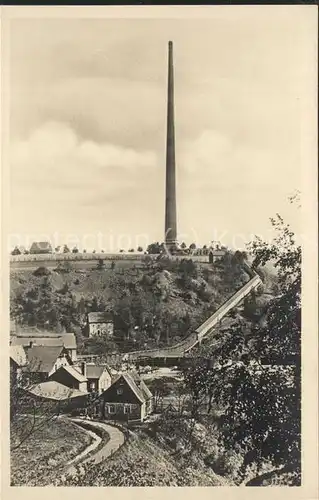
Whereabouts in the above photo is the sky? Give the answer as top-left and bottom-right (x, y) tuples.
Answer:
(7, 9), (315, 252)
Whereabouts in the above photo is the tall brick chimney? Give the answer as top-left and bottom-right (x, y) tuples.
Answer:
(164, 41), (178, 252)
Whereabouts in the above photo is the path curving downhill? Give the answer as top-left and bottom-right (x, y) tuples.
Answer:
(65, 419), (125, 477)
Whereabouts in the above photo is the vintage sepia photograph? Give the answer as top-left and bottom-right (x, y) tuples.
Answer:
(2, 5), (317, 490)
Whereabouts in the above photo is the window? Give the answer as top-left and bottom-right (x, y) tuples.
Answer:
(124, 405), (130, 414)
(108, 405), (115, 414)
(117, 388), (123, 395)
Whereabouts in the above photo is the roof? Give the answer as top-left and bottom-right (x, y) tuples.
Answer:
(10, 345), (27, 367)
(139, 379), (153, 401)
(26, 345), (66, 373)
(88, 312), (113, 324)
(11, 332), (76, 350)
(129, 370), (153, 400)
(106, 372), (152, 404)
(56, 365), (87, 382)
(121, 373), (146, 403)
(60, 333), (77, 349)
(27, 381), (88, 401)
(86, 364), (109, 379)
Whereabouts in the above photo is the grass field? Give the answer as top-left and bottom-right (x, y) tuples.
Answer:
(10, 416), (93, 486)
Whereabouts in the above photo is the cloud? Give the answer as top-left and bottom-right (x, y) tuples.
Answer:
(8, 13), (309, 244)
(9, 121), (159, 237)
(180, 129), (300, 190)
(10, 121), (157, 192)
(176, 129), (301, 243)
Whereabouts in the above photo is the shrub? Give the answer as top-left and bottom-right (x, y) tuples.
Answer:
(33, 266), (51, 277)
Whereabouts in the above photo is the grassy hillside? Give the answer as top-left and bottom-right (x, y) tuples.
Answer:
(10, 253), (251, 353)
(58, 426), (230, 486)
(11, 417), (93, 486)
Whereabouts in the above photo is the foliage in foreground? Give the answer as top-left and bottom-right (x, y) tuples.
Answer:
(11, 417), (92, 486)
(57, 430), (229, 487)
(184, 214), (301, 483)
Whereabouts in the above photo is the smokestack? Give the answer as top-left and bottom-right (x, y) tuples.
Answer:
(81, 361), (87, 378)
(165, 40), (177, 251)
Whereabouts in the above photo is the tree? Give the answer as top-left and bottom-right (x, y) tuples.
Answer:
(189, 243), (196, 250)
(147, 242), (162, 254)
(147, 378), (171, 412)
(55, 261), (73, 274)
(96, 259), (105, 270)
(184, 214), (301, 482)
(180, 242), (187, 250)
(33, 266), (51, 277)
(63, 244), (70, 253)
(137, 246), (143, 252)
(10, 368), (74, 451)
(72, 246), (79, 254)
(11, 247), (21, 256)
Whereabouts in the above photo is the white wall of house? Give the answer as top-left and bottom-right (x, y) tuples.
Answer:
(78, 381), (87, 392)
(140, 402), (146, 421)
(99, 370), (112, 393)
(48, 354), (71, 377)
(67, 348), (77, 361)
(89, 322), (114, 337)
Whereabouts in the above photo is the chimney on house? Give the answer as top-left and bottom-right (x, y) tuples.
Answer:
(81, 361), (87, 378)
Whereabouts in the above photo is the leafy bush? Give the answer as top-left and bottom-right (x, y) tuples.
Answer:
(33, 266), (51, 277)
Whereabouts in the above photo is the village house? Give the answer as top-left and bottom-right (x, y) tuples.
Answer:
(208, 249), (226, 263)
(49, 363), (88, 392)
(29, 241), (53, 254)
(24, 345), (72, 384)
(26, 380), (89, 413)
(87, 312), (114, 338)
(85, 363), (112, 394)
(10, 345), (27, 386)
(11, 332), (77, 361)
(100, 372), (153, 422)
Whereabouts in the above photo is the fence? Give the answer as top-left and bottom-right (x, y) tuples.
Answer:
(10, 252), (210, 264)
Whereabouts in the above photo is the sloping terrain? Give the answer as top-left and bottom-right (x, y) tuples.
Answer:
(10, 417), (93, 486)
(10, 255), (251, 352)
(59, 428), (230, 486)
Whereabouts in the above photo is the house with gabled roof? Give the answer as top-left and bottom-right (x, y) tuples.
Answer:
(25, 380), (89, 413)
(24, 345), (72, 383)
(100, 371), (153, 422)
(27, 380), (88, 402)
(85, 363), (112, 394)
(10, 345), (27, 385)
(11, 332), (77, 361)
(87, 311), (114, 338)
(49, 364), (88, 393)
